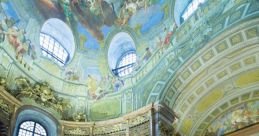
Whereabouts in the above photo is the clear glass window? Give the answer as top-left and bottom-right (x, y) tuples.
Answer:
(18, 121), (47, 136)
(40, 33), (69, 66)
(115, 52), (137, 77)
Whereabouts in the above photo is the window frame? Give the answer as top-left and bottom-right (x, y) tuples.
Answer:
(40, 32), (70, 66)
(18, 120), (47, 136)
(113, 51), (137, 77)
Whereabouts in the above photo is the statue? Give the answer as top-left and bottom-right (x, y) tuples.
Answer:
(87, 75), (97, 98)
(38, 82), (56, 105)
(14, 77), (71, 118)
(73, 112), (86, 122)
(15, 76), (35, 98)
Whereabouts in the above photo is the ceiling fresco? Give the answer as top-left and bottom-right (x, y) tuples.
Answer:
(0, 0), (177, 122)
(1, 0), (259, 134)
(0, 0), (174, 92)
(33, 0), (170, 49)
(0, 1), (37, 70)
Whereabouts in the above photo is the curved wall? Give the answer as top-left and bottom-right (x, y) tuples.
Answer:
(0, 0), (258, 123)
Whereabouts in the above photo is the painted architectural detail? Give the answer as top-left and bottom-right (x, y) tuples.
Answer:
(64, 127), (90, 136)
(0, 0), (259, 135)
(205, 101), (259, 135)
(0, 2), (36, 71)
(13, 77), (71, 118)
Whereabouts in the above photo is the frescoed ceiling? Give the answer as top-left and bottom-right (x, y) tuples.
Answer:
(0, 0), (174, 89)
(0, 0), (175, 120)
(31, 0), (172, 49)
(0, 0), (259, 135)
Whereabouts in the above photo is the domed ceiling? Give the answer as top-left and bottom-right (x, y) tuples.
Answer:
(0, 0), (177, 121)
(34, 0), (173, 47)
(0, 0), (175, 96)
(1, 0), (259, 135)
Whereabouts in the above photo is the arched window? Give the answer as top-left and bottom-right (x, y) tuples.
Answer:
(115, 51), (137, 77)
(18, 121), (47, 136)
(182, 0), (205, 21)
(40, 18), (75, 66)
(108, 32), (137, 77)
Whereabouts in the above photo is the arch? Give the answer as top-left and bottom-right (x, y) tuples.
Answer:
(12, 106), (60, 136)
(161, 17), (259, 135)
(40, 18), (75, 65)
(108, 32), (137, 76)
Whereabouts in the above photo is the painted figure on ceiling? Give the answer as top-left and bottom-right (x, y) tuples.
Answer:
(87, 75), (97, 98)
(71, 0), (116, 41)
(65, 67), (81, 81)
(0, 2), (36, 71)
(115, 0), (149, 25)
(143, 47), (152, 62)
(112, 77), (124, 92)
(0, 17), (15, 42)
(206, 101), (259, 135)
(61, 0), (72, 23)
(34, 0), (116, 42)
(116, 4), (131, 25)
(26, 40), (37, 60)
(156, 37), (163, 50)
(35, 0), (167, 43)
(7, 27), (30, 61)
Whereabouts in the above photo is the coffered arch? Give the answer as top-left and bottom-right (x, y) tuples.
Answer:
(162, 17), (259, 135)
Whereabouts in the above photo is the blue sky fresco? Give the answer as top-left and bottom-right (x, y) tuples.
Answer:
(129, 0), (165, 34)
(157, 0), (165, 5)
(140, 11), (164, 34)
(101, 25), (111, 38)
(77, 23), (111, 50)
(77, 22), (100, 50)
(84, 67), (102, 81)
(1, 2), (19, 21)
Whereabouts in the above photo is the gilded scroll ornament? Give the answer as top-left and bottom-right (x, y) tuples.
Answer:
(14, 77), (71, 114)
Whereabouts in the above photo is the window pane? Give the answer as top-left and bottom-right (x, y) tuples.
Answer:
(116, 52), (137, 77)
(53, 45), (59, 55)
(18, 121), (47, 136)
(20, 121), (34, 131)
(40, 33), (69, 66)
(48, 42), (54, 52)
(35, 123), (47, 135)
